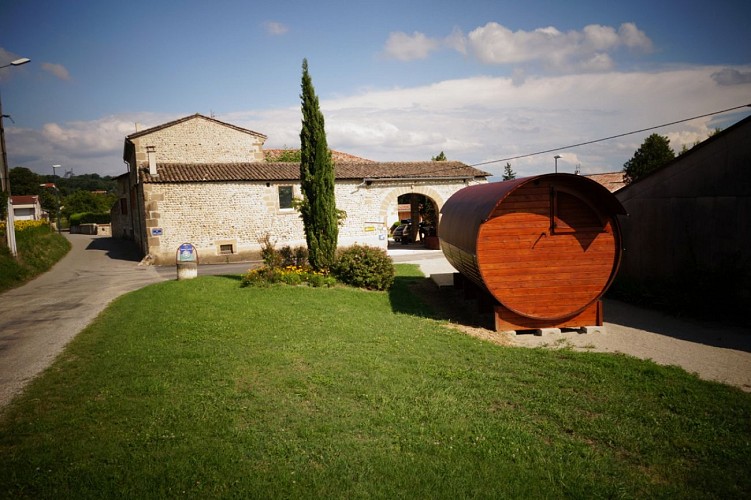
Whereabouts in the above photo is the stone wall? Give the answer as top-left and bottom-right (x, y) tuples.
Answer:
(130, 116), (265, 167)
(142, 178), (484, 265)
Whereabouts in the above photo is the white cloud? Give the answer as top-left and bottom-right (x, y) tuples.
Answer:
(264, 21), (289, 36)
(464, 22), (653, 71)
(382, 22), (653, 73)
(618, 22), (653, 51)
(41, 62), (70, 81)
(582, 24), (620, 51)
(383, 31), (440, 61)
(6, 113), (176, 176)
(444, 27), (467, 55)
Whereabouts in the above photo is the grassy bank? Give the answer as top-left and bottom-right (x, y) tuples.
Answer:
(0, 223), (71, 293)
(1, 267), (749, 498)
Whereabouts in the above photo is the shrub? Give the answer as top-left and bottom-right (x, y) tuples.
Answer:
(259, 234), (284, 268)
(259, 234), (309, 269)
(245, 237), (333, 288)
(279, 245), (309, 267)
(332, 245), (395, 291)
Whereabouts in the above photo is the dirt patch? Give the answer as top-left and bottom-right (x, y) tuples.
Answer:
(408, 278), (514, 346)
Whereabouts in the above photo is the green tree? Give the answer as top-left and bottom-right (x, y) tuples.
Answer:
(299, 59), (338, 271)
(502, 162), (516, 181)
(431, 151), (447, 161)
(61, 190), (115, 219)
(623, 133), (675, 183)
(267, 149), (302, 162)
(53, 173), (116, 197)
(9, 167), (42, 195)
(38, 188), (60, 221)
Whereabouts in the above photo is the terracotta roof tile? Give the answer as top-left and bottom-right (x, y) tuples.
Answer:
(264, 149), (375, 163)
(141, 161), (491, 183)
(10, 195), (39, 205)
(584, 172), (627, 192)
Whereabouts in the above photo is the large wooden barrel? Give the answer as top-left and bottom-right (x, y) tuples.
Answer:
(439, 174), (626, 324)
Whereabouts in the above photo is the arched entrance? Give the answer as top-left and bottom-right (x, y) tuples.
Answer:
(379, 187), (443, 248)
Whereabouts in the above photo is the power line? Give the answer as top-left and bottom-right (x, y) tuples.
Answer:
(469, 103), (751, 168)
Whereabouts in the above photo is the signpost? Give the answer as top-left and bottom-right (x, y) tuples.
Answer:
(175, 243), (198, 280)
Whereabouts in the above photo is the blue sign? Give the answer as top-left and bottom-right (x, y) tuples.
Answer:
(177, 243), (197, 262)
(151, 227), (163, 236)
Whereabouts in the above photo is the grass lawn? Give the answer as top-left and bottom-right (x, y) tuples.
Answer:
(1, 265), (749, 498)
(0, 224), (70, 293)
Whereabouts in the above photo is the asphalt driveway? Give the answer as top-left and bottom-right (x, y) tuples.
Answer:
(0, 234), (165, 408)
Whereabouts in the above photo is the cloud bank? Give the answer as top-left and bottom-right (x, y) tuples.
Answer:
(384, 22), (653, 72)
(9, 63), (749, 180)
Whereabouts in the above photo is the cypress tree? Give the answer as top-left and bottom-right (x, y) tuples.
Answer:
(299, 59), (338, 270)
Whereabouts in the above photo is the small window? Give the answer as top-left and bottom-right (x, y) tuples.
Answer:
(278, 186), (293, 210)
(219, 244), (234, 255)
(120, 198), (128, 215)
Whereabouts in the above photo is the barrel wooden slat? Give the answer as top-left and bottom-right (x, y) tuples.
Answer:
(439, 174), (625, 326)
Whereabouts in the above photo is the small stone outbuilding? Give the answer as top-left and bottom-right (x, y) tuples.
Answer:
(113, 114), (490, 264)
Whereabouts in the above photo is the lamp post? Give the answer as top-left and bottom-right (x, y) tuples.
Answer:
(52, 164), (62, 233)
(0, 57), (31, 257)
(554, 155), (562, 174)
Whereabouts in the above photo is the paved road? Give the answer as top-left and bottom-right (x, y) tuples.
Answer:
(1, 236), (749, 411)
(0, 234), (165, 408)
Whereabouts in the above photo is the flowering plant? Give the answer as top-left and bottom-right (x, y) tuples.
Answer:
(241, 264), (336, 288)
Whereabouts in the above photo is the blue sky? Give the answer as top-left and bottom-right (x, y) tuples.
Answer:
(1, 0), (750, 179)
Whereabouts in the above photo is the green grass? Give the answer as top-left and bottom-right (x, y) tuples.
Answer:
(1, 266), (750, 498)
(0, 225), (71, 293)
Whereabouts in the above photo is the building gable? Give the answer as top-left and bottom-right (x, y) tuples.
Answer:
(123, 114), (267, 166)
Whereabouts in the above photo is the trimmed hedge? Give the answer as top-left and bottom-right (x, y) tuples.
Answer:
(69, 212), (111, 225)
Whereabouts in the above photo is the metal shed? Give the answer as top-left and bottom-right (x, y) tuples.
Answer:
(439, 173), (626, 332)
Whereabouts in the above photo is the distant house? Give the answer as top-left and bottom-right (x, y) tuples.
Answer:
(615, 115), (751, 313)
(113, 114), (490, 265)
(584, 172), (627, 193)
(10, 195), (42, 221)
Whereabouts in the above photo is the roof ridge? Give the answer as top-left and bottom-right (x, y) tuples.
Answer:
(127, 113), (267, 140)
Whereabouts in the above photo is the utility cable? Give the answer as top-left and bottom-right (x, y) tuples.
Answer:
(468, 103), (751, 168)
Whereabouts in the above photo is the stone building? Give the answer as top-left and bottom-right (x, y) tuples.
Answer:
(113, 114), (490, 265)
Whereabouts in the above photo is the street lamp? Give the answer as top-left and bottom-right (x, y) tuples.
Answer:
(0, 58), (31, 70)
(0, 56), (31, 257)
(52, 165), (62, 233)
(554, 155), (562, 174)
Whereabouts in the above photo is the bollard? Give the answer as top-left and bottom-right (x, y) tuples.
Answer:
(176, 243), (198, 280)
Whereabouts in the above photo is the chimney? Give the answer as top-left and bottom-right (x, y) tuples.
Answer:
(146, 146), (157, 176)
